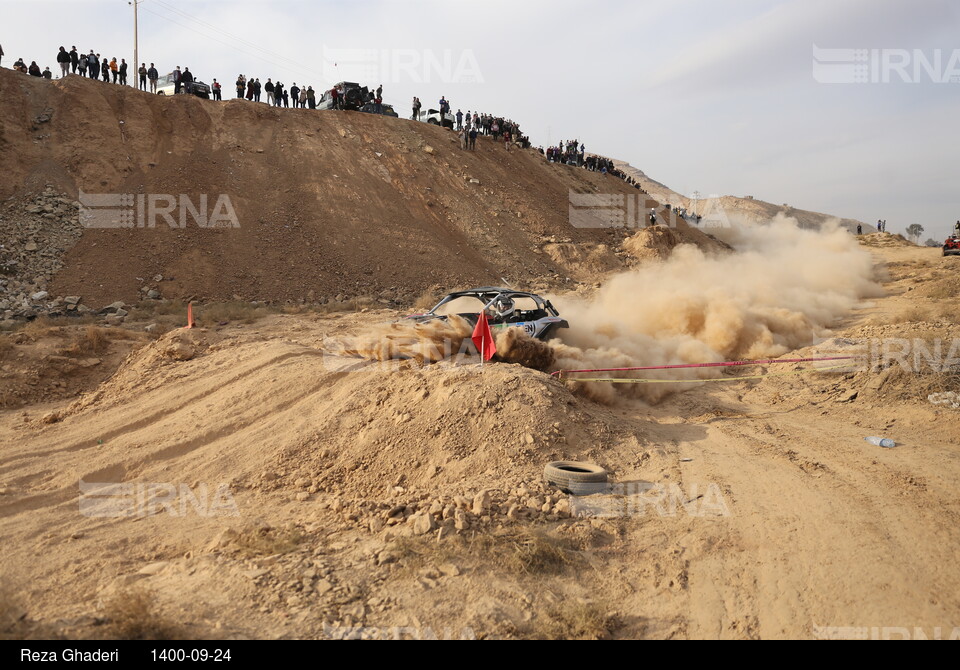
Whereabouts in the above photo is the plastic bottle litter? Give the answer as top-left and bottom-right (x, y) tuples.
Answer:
(865, 436), (896, 448)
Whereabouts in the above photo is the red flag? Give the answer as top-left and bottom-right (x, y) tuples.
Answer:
(472, 311), (496, 361)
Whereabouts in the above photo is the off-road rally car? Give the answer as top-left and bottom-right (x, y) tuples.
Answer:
(360, 102), (399, 117)
(317, 81), (370, 111)
(156, 72), (211, 99)
(944, 236), (960, 257)
(406, 288), (569, 340)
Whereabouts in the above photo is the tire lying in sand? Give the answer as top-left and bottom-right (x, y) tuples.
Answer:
(544, 461), (608, 495)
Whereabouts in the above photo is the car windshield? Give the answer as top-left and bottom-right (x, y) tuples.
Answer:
(432, 294), (540, 317)
(433, 296), (489, 316)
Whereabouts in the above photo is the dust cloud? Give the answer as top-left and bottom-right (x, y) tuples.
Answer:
(334, 315), (475, 365)
(549, 220), (882, 403)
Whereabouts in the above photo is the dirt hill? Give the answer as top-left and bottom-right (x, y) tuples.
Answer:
(0, 68), (692, 310)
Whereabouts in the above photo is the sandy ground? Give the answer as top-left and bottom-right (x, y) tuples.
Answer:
(0, 240), (958, 640)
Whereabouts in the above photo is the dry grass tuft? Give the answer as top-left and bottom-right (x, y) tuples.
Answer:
(394, 528), (580, 576)
(60, 326), (110, 356)
(529, 601), (619, 640)
(101, 587), (182, 640)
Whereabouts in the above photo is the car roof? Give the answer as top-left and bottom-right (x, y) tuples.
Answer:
(445, 287), (543, 299)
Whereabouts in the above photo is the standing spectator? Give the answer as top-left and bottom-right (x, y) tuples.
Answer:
(290, 83), (300, 108)
(181, 67), (193, 94)
(29, 61), (42, 77)
(118, 59), (128, 85)
(42, 66), (52, 79)
(235, 74), (245, 98)
(412, 96), (421, 120)
(457, 126), (467, 150)
(307, 86), (316, 109)
(253, 78), (261, 102)
(109, 57), (118, 83)
(469, 126), (477, 150)
(265, 79), (275, 105)
(877, 219), (882, 232)
(0, 44), (4, 68)
(101, 58), (110, 82)
(173, 66), (183, 94)
(69, 46), (79, 73)
(282, 87), (289, 108)
(245, 78), (254, 100)
(331, 85), (340, 109)
(299, 86), (307, 109)
(274, 82), (283, 107)
(856, 224), (862, 235)
(77, 53), (87, 77)
(456, 109), (463, 130)
(376, 83), (382, 101)
(211, 79), (222, 100)
(88, 52), (99, 79)
(138, 63), (147, 90)
(56, 47), (70, 78)
(503, 130), (511, 151)
(147, 63), (158, 93)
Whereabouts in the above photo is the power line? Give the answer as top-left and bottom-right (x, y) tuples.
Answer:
(151, 0), (313, 75)
(140, 5), (325, 83)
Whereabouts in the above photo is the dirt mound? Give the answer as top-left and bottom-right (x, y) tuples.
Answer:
(541, 242), (622, 275)
(0, 69), (676, 309)
(622, 226), (680, 261)
(858, 232), (915, 248)
(621, 222), (731, 263)
(28, 326), (625, 506)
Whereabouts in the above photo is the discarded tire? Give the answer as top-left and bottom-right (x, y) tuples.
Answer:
(544, 461), (608, 495)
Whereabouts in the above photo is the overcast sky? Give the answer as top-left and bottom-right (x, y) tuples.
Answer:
(3, 0), (958, 240)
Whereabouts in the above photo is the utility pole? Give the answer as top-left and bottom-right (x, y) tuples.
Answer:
(130, 0), (143, 88)
(692, 190), (701, 216)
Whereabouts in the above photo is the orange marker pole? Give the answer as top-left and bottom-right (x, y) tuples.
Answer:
(184, 302), (195, 329)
